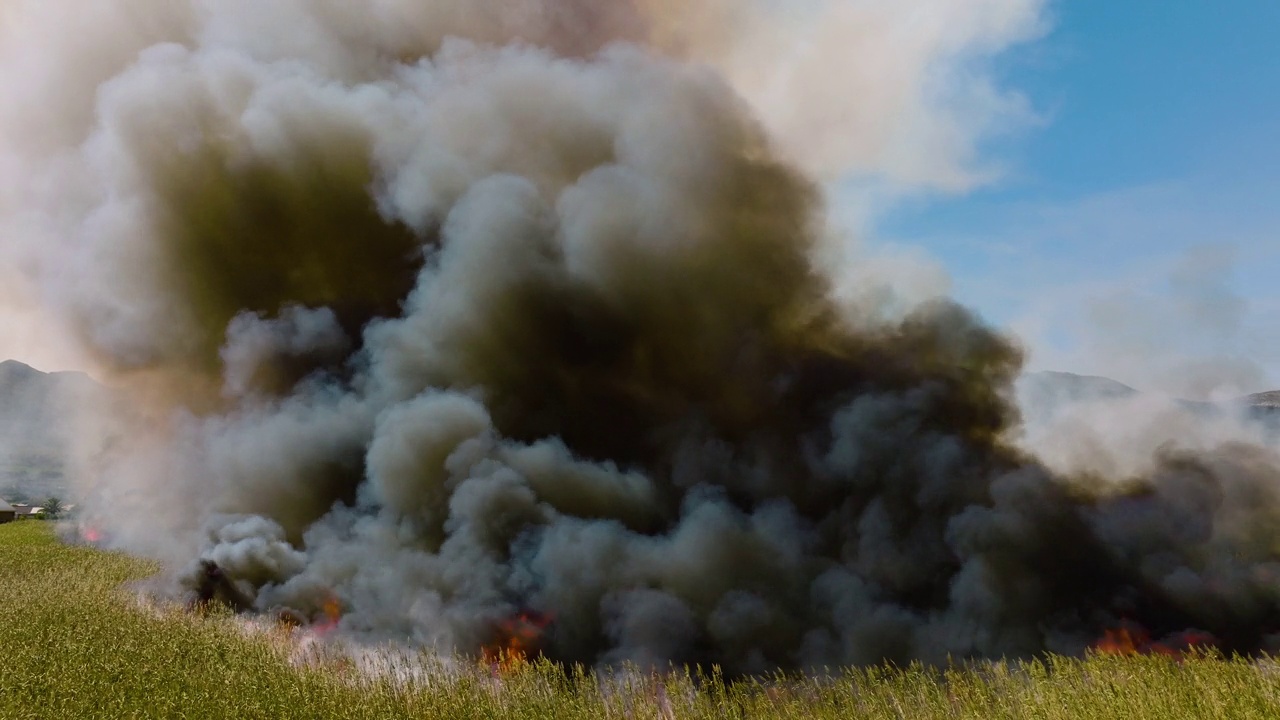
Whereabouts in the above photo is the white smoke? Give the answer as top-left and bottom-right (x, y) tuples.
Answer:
(0, 0), (1046, 371)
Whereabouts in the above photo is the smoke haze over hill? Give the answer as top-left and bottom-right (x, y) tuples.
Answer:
(0, 360), (104, 501)
(0, 0), (1277, 673)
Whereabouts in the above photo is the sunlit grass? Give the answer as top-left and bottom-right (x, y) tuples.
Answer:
(1, 521), (1278, 719)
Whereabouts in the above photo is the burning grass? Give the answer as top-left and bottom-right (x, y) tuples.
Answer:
(2, 522), (1280, 719)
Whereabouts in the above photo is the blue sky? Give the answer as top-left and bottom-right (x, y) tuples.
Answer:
(872, 1), (1280, 395)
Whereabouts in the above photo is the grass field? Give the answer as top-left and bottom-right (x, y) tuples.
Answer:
(1, 522), (1279, 719)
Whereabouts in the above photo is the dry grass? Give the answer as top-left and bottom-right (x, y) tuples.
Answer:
(2, 521), (1279, 719)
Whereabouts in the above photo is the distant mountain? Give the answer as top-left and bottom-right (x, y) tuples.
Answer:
(1020, 370), (1280, 429)
(1246, 391), (1280, 409)
(2, 361), (1275, 501)
(1243, 392), (1280, 429)
(1016, 371), (1139, 415)
(0, 360), (102, 501)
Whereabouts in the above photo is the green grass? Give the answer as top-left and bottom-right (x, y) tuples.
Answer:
(1, 522), (1279, 719)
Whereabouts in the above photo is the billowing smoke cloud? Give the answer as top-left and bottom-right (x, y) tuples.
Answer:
(3, 0), (1279, 674)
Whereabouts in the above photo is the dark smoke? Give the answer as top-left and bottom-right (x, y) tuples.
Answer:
(0, 0), (1276, 675)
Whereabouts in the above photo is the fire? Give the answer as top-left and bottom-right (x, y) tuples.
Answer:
(1092, 624), (1216, 658)
(81, 527), (102, 544)
(312, 593), (343, 635)
(1094, 627), (1146, 656)
(482, 611), (553, 673)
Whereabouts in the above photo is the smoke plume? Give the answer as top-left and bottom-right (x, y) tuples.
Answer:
(3, 0), (1279, 674)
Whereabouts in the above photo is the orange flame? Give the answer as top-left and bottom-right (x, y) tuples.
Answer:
(1092, 624), (1216, 658)
(482, 611), (553, 673)
(82, 527), (102, 544)
(1094, 627), (1146, 656)
(312, 593), (342, 635)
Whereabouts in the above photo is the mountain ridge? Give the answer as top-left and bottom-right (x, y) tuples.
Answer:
(0, 359), (102, 501)
(1024, 370), (1278, 408)
(0, 361), (1275, 499)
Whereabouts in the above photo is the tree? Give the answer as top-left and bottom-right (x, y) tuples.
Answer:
(42, 497), (62, 520)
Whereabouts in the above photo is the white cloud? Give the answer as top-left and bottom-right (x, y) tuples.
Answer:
(679, 0), (1048, 190)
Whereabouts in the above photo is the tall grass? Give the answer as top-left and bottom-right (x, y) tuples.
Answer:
(1, 521), (1278, 719)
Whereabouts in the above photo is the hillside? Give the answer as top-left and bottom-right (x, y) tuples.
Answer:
(1020, 370), (1280, 427)
(0, 360), (100, 501)
(1246, 390), (1280, 409)
(1, 361), (1275, 501)
(1017, 371), (1140, 408)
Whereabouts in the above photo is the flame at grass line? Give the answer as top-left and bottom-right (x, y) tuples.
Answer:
(482, 611), (556, 674)
(74, 525), (104, 545)
(1092, 624), (1219, 659)
(311, 593), (344, 636)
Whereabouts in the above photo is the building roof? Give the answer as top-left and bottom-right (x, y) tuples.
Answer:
(0, 500), (14, 513)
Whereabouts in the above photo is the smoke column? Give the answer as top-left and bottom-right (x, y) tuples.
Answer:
(3, 0), (1280, 673)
